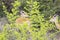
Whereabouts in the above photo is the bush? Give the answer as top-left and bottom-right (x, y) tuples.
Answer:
(0, 0), (60, 40)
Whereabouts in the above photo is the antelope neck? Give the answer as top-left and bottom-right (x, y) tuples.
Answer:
(54, 20), (60, 29)
(55, 20), (58, 24)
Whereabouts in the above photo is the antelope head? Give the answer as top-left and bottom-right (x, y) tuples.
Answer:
(50, 14), (58, 23)
(49, 14), (60, 29)
(20, 10), (29, 18)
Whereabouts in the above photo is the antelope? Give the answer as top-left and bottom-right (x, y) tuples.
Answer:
(16, 10), (30, 26)
(50, 14), (60, 30)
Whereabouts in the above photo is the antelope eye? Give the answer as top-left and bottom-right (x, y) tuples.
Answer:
(22, 11), (24, 13)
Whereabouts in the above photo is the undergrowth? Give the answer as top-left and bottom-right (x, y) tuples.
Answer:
(0, 0), (60, 40)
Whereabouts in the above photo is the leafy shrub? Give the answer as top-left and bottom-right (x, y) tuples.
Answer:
(0, 0), (60, 40)
(2, 0), (20, 23)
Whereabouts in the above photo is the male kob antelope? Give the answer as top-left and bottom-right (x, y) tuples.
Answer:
(16, 10), (30, 26)
(50, 14), (60, 30)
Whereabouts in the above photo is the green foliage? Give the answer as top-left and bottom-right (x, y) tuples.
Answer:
(0, 0), (5, 17)
(2, 0), (21, 23)
(0, 0), (60, 40)
(24, 0), (49, 40)
(0, 23), (29, 40)
(24, 0), (59, 40)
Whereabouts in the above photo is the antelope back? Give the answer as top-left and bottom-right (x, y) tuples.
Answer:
(16, 17), (30, 23)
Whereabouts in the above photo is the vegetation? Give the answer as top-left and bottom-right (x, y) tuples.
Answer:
(0, 0), (60, 40)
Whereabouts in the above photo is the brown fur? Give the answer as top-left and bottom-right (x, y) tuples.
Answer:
(16, 17), (30, 24)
